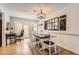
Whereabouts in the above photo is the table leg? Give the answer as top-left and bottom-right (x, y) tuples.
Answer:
(6, 38), (7, 46)
(54, 45), (57, 54)
(49, 47), (51, 55)
(15, 36), (16, 43)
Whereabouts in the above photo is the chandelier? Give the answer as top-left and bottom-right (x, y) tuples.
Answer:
(34, 9), (46, 19)
(34, 5), (47, 19)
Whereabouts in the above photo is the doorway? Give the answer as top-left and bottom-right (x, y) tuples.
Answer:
(0, 13), (2, 47)
(23, 25), (30, 38)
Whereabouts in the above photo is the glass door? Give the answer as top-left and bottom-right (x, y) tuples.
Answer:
(23, 25), (30, 38)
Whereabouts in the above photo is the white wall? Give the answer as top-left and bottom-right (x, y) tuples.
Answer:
(10, 17), (38, 38)
(0, 4), (10, 47)
(39, 4), (79, 54)
(1, 3), (79, 54)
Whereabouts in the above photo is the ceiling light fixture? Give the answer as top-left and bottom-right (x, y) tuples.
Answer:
(34, 9), (46, 19)
(34, 5), (47, 19)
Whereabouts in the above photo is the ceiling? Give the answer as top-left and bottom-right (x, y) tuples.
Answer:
(4, 3), (70, 20)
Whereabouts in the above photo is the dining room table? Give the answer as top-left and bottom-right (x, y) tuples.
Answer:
(6, 32), (16, 45)
(33, 33), (57, 55)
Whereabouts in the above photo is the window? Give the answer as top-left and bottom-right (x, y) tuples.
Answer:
(44, 14), (66, 31)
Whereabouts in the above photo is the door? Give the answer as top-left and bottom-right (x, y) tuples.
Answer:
(0, 20), (2, 46)
(23, 25), (30, 38)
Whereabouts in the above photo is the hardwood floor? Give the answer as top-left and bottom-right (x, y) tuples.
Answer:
(0, 39), (32, 55)
(0, 38), (76, 55)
